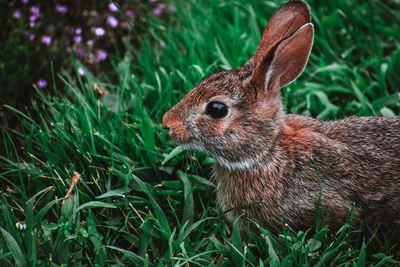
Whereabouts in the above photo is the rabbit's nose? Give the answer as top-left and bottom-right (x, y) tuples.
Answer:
(162, 110), (189, 142)
(162, 111), (172, 130)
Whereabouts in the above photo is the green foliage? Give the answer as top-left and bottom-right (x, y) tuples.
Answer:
(1, 0), (400, 265)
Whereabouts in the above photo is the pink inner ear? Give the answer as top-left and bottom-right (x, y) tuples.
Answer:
(266, 23), (314, 94)
(251, 0), (311, 66)
(248, 0), (312, 92)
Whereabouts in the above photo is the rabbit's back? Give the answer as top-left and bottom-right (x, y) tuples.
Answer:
(214, 115), (400, 231)
(285, 115), (400, 167)
(315, 115), (400, 225)
(317, 116), (400, 156)
(283, 115), (400, 227)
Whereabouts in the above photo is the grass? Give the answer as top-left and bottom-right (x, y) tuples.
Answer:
(1, 0), (400, 265)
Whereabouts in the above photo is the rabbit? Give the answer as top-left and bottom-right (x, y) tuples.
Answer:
(162, 0), (400, 233)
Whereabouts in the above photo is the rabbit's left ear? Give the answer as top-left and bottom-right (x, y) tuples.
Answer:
(247, 0), (313, 99)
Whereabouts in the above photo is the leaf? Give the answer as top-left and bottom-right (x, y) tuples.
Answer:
(313, 227), (329, 240)
(96, 188), (131, 199)
(177, 217), (214, 242)
(307, 238), (322, 253)
(25, 186), (54, 260)
(107, 245), (145, 264)
(350, 80), (375, 115)
(214, 38), (232, 70)
(373, 253), (399, 266)
(34, 198), (63, 225)
(162, 180), (183, 190)
(387, 49), (400, 90)
(61, 197), (74, 219)
(76, 201), (116, 212)
(0, 195), (23, 246)
(355, 242), (366, 267)
(182, 172), (215, 188)
(131, 174), (171, 239)
(0, 227), (27, 267)
(139, 218), (154, 257)
(177, 172), (194, 224)
(87, 211), (106, 265)
(103, 93), (119, 113)
(4, 105), (38, 125)
(162, 146), (185, 165)
(265, 235), (280, 267)
(315, 244), (341, 267)
(379, 107), (395, 117)
(230, 218), (245, 267)
(135, 98), (156, 157)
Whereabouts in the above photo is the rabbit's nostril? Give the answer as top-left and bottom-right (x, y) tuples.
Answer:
(162, 110), (189, 142)
(162, 122), (169, 130)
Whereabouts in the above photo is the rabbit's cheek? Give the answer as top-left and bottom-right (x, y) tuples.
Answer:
(196, 116), (234, 137)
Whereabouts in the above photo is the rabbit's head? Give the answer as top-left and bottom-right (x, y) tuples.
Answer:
(163, 0), (313, 169)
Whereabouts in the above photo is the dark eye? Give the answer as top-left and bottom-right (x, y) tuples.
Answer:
(206, 101), (228, 119)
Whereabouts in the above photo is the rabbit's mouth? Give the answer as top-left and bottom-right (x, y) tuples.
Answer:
(172, 138), (208, 153)
(168, 132), (191, 146)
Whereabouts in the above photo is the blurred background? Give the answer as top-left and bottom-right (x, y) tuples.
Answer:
(1, 0), (170, 129)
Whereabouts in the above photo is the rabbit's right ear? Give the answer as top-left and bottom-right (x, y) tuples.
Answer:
(246, 0), (313, 99)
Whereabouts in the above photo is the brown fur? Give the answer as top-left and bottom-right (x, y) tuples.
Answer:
(162, 0), (400, 232)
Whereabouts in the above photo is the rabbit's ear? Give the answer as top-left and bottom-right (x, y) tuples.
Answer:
(247, 0), (313, 98)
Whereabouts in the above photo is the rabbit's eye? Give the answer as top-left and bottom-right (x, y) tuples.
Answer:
(206, 101), (228, 119)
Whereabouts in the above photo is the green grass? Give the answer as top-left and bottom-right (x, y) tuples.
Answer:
(1, 0), (400, 265)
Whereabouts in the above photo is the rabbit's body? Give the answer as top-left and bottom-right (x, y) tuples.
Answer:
(213, 115), (400, 232)
(162, 0), (400, 232)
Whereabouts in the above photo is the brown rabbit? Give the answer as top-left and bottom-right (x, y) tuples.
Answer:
(162, 0), (400, 233)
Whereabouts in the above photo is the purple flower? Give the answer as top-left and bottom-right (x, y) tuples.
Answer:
(96, 49), (107, 62)
(37, 79), (47, 88)
(75, 47), (84, 56)
(93, 27), (105, 37)
(29, 15), (37, 21)
(149, 0), (158, 2)
(125, 10), (134, 17)
(41, 36), (52, 45)
(55, 5), (68, 14)
(122, 21), (134, 29)
(107, 16), (118, 28)
(78, 67), (85, 76)
(73, 36), (82, 44)
(30, 6), (40, 17)
(87, 40), (94, 46)
(29, 21), (35, 28)
(25, 31), (35, 41)
(153, 8), (162, 16)
(21, 0), (29, 4)
(153, 3), (166, 16)
(108, 3), (118, 12)
(13, 9), (21, 19)
(75, 28), (82, 35)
